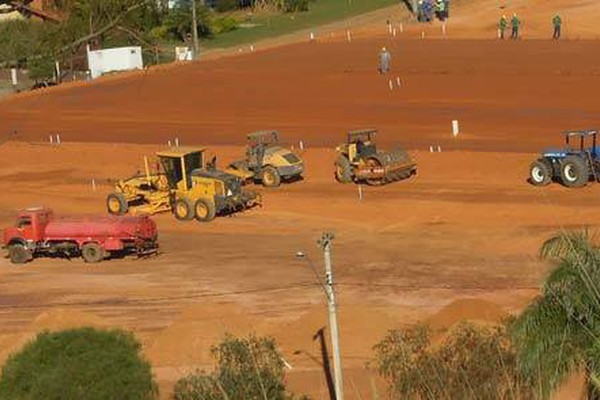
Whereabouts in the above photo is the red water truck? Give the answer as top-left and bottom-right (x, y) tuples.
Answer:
(2, 207), (158, 264)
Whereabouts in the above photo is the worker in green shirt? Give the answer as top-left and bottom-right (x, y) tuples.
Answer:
(510, 13), (521, 39)
(498, 15), (508, 39)
(552, 14), (562, 40)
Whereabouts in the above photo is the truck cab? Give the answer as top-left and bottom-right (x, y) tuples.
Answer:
(3, 207), (53, 247)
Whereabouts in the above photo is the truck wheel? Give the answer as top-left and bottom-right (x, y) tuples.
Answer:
(561, 156), (588, 188)
(174, 198), (194, 221)
(529, 159), (552, 186)
(106, 192), (128, 215)
(195, 199), (216, 222)
(8, 244), (32, 264)
(260, 166), (281, 187)
(81, 243), (105, 263)
(334, 156), (353, 184)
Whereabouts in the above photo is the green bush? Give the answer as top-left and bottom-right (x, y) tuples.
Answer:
(284, 0), (310, 12)
(173, 334), (307, 400)
(28, 54), (56, 81)
(0, 327), (158, 400)
(373, 322), (535, 400)
(215, 0), (239, 12)
(212, 17), (239, 35)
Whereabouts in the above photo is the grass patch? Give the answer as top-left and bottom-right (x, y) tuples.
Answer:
(203, 0), (399, 49)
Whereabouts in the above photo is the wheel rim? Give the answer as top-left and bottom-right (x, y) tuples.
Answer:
(196, 203), (208, 218)
(108, 197), (121, 213)
(531, 166), (544, 182)
(176, 203), (188, 217)
(263, 171), (275, 185)
(564, 164), (577, 182)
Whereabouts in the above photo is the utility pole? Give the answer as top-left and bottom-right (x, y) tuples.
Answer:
(191, 0), (199, 58)
(318, 232), (344, 400)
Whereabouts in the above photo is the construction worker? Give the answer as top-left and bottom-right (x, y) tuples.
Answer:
(552, 14), (562, 40)
(379, 47), (391, 75)
(498, 15), (508, 39)
(510, 13), (521, 39)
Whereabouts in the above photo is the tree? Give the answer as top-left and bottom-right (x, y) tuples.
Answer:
(173, 335), (307, 400)
(511, 231), (600, 399)
(372, 322), (534, 400)
(0, 327), (157, 400)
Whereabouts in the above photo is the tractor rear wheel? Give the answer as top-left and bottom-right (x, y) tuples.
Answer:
(195, 199), (216, 222)
(8, 244), (32, 264)
(529, 159), (552, 186)
(174, 198), (194, 221)
(106, 192), (128, 215)
(260, 166), (281, 187)
(560, 156), (588, 188)
(334, 156), (353, 184)
(81, 243), (105, 263)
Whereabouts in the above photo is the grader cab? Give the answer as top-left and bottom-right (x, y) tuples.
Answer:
(106, 147), (259, 222)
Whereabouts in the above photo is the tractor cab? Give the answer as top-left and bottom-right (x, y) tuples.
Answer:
(564, 130), (599, 157)
(346, 129), (378, 162)
(156, 147), (206, 191)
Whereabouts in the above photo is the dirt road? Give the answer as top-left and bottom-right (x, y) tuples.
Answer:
(0, 37), (598, 398)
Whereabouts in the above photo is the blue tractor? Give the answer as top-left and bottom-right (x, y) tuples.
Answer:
(529, 129), (600, 188)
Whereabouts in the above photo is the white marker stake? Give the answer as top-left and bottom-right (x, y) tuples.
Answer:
(56, 134), (61, 144)
(346, 29), (352, 43)
(400, 22), (404, 33)
(168, 140), (172, 147)
(91, 179), (96, 192)
(442, 22), (447, 37)
(299, 140), (304, 150)
(10, 68), (17, 86)
(452, 120), (460, 137)
(429, 146), (433, 152)
(396, 77), (401, 87)
(437, 145), (442, 152)
(497, 29), (501, 39)
(49, 135), (53, 144)
(175, 137), (180, 147)
(421, 31), (425, 39)
(310, 32), (315, 42)
(393, 28), (397, 37)
(358, 185), (363, 201)
(388, 79), (394, 91)
(250, 45), (255, 52)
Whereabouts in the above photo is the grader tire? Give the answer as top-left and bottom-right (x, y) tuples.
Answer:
(106, 192), (128, 215)
(174, 198), (194, 221)
(334, 156), (353, 184)
(195, 199), (216, 222)
(560, 156), (588, 188)
(260, 166), (281, 188)
(8, 244), (32, 264)
(81, 243), (105, 263)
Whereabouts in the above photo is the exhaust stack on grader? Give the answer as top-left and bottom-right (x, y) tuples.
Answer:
(334, 130), (417, 185)
(106, 147), (260, 222)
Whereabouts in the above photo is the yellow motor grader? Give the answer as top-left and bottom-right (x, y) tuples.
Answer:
(106, 147), (260, 222)
(334, 129), (417, 185)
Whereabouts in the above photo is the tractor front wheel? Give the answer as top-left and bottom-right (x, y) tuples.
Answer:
(334, 156), (353, 184)
(81, 243), (105, 263)
(260, 166), (281, 188)
(195, 199), (216, 222)
(529, 159), (552, 186)
(8, 244), (32, 264)
(106, 192), (128, 215)
(561, 156), (588, 188)
(174, 198), (194, 221)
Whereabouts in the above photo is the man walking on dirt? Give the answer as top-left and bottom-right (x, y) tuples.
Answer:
(498, 15), (508, 39)
(552, 14), (562, 40)
(510, 13), (521, 39)
(379, 47), (391, 74)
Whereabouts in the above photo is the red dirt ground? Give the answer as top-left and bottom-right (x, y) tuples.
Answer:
(1, 35), (599, 398)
